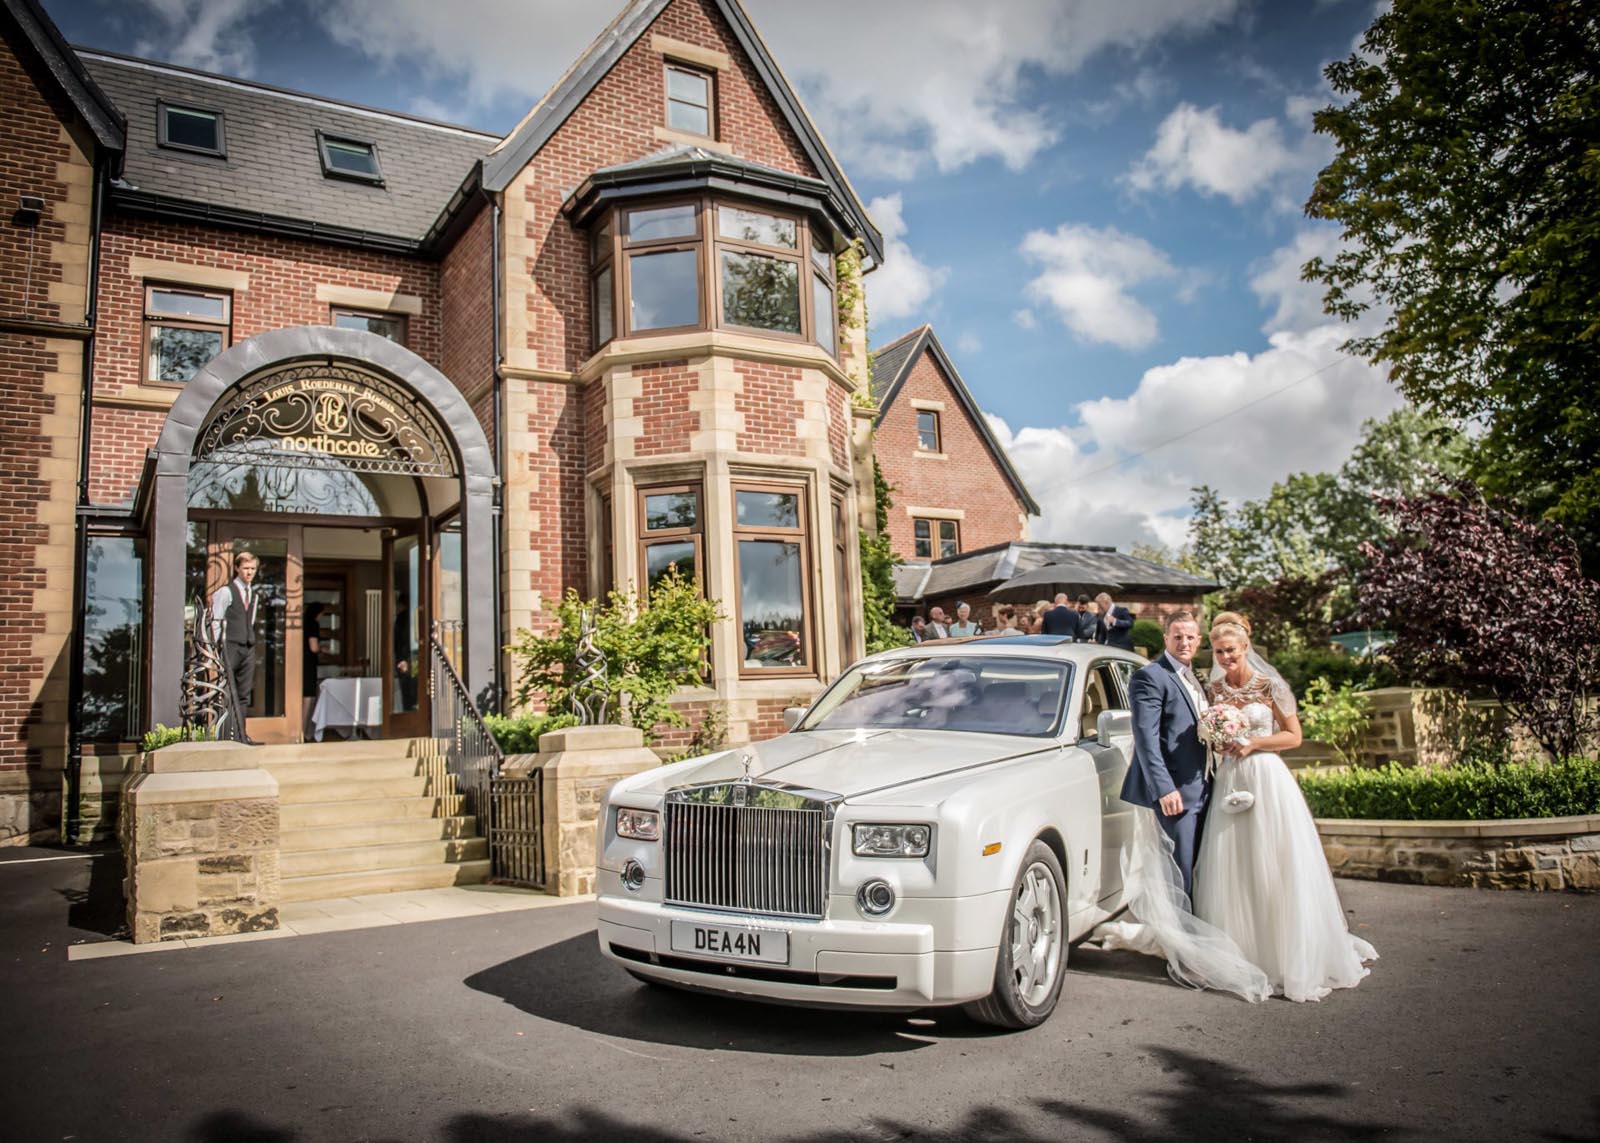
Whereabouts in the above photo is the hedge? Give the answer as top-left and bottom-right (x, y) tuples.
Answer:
(1297, 757), (1600, 821)
(484, 711), (577, 756)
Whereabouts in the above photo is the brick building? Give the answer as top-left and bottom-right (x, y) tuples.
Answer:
(0, 0), (888, 843)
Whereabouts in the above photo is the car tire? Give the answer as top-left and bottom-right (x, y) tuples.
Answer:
(963, 839), (1068, 1029)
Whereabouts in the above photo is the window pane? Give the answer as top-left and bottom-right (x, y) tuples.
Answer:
(325, 139), (378, 177)
(917, 411), (939, 450)
(667, 67), (709, 104)
(646, 540), (698, 592)
(594, 264), (614, 345)
(591, 215), (614, 263)
(629, 249), (699, 330)
(720, 250), (800, 333)
(81, 537), (146, 741)
(152, 326), (225, 383)
(628, 204), (697, 243)
(718, 205), (797, 249)
(738, 539), (806, 668)
(939, 521), (957, 540)
(150, 289), (227, 320)
(668, 100), (711, 135)
(165, 107), (219, 151)
(644, 490), (698, 531)
(333, 311), (404, 343)
(914, 536), (931, 559)
(811, 230), (832, 273)
(736, 489), (799, 529)
(940, 535), (958, 559)
(913, 519), (930, 539)
(812, 272), (835, 353)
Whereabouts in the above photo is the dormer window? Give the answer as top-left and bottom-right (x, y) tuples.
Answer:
(158, 103), (225, 157)
(665, 63), (714, 137)
(317, 132), (383, 184)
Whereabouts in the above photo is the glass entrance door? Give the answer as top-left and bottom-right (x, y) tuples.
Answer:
(210, 523), (301, 744)
(383, 526), (429, 738)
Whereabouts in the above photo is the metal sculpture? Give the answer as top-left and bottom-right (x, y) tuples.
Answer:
(181, 594), (232, 739)
(569, 606), (610, 726)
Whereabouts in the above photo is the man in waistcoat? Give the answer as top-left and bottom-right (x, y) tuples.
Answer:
(209, 550), (260, 743)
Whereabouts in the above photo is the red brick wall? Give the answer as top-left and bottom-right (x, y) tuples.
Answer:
(512, 0), (820, 375)
(875, 346), (1030, 562)
(827, 379), (850, 470)
(633, 360), (698, 457)
(0, 47), (72, 323)
(582, 374), (607, 474)
(439, 207), (494, 405)
(734, 359), (802, 457)
(523, 380), (588, 618)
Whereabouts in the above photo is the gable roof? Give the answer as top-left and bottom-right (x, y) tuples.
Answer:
(1, 0), (124, 163)
(481, 0), (882, 264)
(78, 50), (496, 252)
(869, 324), (1041, 516)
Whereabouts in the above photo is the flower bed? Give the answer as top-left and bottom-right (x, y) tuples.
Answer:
(1298, 757), (1600, 821)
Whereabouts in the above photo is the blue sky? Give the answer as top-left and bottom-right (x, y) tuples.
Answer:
(43, 0), (1399, 552)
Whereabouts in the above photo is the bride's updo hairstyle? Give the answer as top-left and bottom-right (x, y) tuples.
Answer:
(1211, 610), (1252, 638)
(1211, 619), (1250, 646)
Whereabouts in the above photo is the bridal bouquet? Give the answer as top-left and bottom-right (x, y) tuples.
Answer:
(1196, 703), (1248, 751)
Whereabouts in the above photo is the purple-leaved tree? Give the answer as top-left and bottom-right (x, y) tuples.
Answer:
(1359, 480), (1600, 761)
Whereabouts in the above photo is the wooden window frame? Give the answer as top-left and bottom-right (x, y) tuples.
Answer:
(316, 130), (384, 185)
(636, 481), (705, 597)
(330, 306), (408, 347)
(143, 284), (232, 388)
(591, 213), (616, 350)
(912, 516), (959, 560)
(831, 493), (854, 669)
(715, 203), (808, 344)
(732, 479), (814, 678)
(916, 409), (942, 452)
(619, 199), (705, 338)
(157, 102), (226, 157)
(664, 61), (716, 139)
(810, 226), (837, 356)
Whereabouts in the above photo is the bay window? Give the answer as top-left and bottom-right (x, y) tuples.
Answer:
(733, 483), (811, 674)
(637, 482), (703, 595)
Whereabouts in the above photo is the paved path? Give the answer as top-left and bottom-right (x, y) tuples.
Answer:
(1, 844), (1596, 1143)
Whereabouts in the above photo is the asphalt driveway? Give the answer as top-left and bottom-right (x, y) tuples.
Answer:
(1, 844), (1596, 1143)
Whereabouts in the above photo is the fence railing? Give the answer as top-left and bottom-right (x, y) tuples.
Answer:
(428, 621), (502, 829)
(488, 773), (546, 889)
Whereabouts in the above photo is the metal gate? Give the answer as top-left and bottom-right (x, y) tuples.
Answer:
(488, 774), (546, 889)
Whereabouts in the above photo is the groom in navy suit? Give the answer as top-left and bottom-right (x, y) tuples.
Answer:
(1121, 611), (1210, 899)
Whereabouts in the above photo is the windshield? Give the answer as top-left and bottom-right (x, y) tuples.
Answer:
(798, 655), (1071, 737)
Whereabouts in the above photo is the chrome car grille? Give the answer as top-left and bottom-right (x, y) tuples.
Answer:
(663, 787), (831, 920)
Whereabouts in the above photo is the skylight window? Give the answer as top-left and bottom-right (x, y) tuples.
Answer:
(317, 132), (383, 184)
(158, 104), (225, 156)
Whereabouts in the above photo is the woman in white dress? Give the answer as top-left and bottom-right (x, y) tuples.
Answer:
(1195, 616), (1378, 1002)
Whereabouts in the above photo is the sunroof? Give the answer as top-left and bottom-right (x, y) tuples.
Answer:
(318, 132), (382, 183)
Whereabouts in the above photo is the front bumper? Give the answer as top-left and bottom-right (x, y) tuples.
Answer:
(596, 890), (1007, 1009)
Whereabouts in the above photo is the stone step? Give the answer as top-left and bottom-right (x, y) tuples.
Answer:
(280, 816), (478, 853)
(279, 796), (463, 829)
(280, 859), (492, 902)
(264, 758), (442, 784)
(246, 738), (446, 765)
(281, 837), (488, 878)
(277, 776), (449, 804)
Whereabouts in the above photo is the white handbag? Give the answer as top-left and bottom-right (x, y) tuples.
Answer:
(1221, 790), (1255, 813)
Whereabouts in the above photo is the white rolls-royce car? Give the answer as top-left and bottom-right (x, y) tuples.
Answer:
(595, 636), (1143, 1028)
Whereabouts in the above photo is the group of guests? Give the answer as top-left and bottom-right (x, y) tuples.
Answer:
(910, 591), (1135, 650)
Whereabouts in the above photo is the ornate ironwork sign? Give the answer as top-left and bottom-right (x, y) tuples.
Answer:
(194, 363), (459, 477)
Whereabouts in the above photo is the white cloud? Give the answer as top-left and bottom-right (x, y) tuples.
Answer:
(1012, 308), (1038, 330)
(134, 0), (268, 75)
(955, 332), (983, 356)
(1126, 101), (1331, 208)
(1248, 225), (1384, 337)
(1019, 224), (1175, 350)
(864, 194), (948, 323)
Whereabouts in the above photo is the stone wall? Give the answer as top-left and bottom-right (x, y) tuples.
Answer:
(1319, 814), (1600, 892)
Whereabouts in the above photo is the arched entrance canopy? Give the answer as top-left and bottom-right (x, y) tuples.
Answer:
(147, 326), (497, 727)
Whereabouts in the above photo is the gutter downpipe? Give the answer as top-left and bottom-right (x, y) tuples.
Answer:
(489, 192), (505, 715)
(64, 152), (107, 847)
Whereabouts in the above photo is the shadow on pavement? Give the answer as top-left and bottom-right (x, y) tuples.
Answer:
(187, 1111), (299, 1142)
(464, 931), (1001, 1056)
(62, 849), (128, 938)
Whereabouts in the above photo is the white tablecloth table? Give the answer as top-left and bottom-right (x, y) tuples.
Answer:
(311, 677), (383, 741)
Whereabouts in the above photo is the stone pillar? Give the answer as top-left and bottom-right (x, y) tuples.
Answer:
(120, 741), (280, 944)
(503, 725), (659, 897)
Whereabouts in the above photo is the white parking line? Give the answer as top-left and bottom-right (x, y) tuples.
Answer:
(0, 853), (107, 866)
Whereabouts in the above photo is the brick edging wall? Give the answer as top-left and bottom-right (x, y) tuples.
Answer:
(1318, 815), (1600, 892)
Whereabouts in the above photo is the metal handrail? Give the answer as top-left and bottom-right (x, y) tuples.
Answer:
(428, 621), (502, 828)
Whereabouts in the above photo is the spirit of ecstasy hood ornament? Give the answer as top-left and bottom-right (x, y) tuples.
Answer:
(740, 750), (755, 781)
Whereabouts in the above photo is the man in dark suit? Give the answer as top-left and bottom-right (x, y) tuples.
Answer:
(1095, 592), (1136, 651)
(1073, 594), (1099, 641)
(209, 550), (260, 743)
(1120, 611), (1209, 898)
(1040, 593), (1077, 636)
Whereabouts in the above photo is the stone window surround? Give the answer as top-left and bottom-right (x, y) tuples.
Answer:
(912, 516), (961, 561)
(664, 60), (717, 140)
(142, 282), (232, 389)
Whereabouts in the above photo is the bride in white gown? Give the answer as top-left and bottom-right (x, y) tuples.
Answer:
(1099, 614), (1377, 1003)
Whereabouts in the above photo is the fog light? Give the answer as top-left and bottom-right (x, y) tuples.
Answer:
(621, 859), (646, 891)
(856, 878), (895, 917)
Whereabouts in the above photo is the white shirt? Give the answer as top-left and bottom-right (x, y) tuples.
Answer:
(209, 577), (255, 642)
(1163, 652), (1206, 715)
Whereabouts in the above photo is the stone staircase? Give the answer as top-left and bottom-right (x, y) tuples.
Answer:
(254, 738), (490, 902)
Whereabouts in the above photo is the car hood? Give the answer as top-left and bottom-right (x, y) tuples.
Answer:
(621, 729), (1056, 805)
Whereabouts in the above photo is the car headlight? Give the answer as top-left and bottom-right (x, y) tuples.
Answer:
(615, 807), (660, 841)
(851, 822), (933, 858)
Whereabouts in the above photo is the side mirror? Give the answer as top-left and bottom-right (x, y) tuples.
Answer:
(1097, 709), (1132, 742)
(782, 705), (808, 731)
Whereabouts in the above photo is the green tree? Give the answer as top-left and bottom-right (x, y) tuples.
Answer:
(860, 457), (911, 655)
(1306, 0), (1600, 569)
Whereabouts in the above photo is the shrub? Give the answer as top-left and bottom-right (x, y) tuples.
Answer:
(1270, 646), (1394, 700)
(1130, 618), (1163, 654)
(483, 711), (578, 756)
(1297, 757), (1600, 821)
(1298, 678), (1372, 765)
(141, 723), (213, 752)
(664, 706), (729, 764)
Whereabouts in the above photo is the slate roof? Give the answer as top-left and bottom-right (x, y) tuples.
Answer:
(868, 324), (1040, 516)
(79, 50), (496, 247)
(1, 0), (124, 160)
(483, 0), (882, 263)
(895, 541), (1219, 604)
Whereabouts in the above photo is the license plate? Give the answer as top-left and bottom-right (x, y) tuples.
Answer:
(670, 920), (789, 965)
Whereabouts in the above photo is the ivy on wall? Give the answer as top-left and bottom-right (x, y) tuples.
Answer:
(861, 456), (911, 654)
